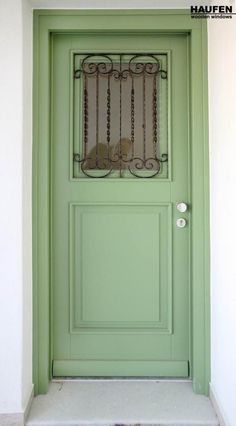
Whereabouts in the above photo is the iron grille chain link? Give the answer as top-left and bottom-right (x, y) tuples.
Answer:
(107, 75), (111, 159)
(84, 74), (88, 157)
(153, 73), (158, 157)
(131, 76), (135, 157)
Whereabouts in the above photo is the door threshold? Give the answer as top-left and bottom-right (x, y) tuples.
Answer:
(52, 377), (192, 382)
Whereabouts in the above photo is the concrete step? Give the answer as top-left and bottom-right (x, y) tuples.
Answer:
(26, 380), (219, 426)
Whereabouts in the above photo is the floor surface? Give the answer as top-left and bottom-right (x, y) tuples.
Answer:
(26, 380), (219, 426)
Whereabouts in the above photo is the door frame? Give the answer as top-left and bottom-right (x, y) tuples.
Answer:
(33, 9), (210, 395)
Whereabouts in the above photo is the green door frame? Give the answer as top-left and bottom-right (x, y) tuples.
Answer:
(33, 9), (210, 395)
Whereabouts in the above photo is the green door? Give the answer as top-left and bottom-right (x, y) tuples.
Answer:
(52, 33), (190, 377)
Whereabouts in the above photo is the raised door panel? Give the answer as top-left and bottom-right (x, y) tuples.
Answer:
(70, 203), (172, 332)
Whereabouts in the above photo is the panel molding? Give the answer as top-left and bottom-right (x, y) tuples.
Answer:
(69, 202), (172, 334)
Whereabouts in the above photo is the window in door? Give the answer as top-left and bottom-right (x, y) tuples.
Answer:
(73, 53), (169, 178)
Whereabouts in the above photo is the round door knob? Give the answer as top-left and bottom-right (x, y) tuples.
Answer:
(176, 202), (188, 213)
(176, 218), (187, 228)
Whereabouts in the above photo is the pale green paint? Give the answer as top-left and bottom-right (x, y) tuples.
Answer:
(70, 204), (172, 332)
(33, 9), (210, 395)
(190, 24), (210, 395)
(53, 360), (188, 377)
(52, 32), (189, 377)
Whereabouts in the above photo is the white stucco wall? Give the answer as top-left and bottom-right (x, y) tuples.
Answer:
(22, 0), (33, 412)
(0, 0), (33, 415)
(0, 1), (236, 425)
(208, 3), (236, 425)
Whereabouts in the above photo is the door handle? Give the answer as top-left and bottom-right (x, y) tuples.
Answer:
(176, 202), (188, 213)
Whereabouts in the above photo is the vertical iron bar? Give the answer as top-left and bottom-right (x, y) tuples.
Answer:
(143, 71), (146, 161)
(131, 74), (135, 158)
(84, 74), (88, 158)
(107, 74), (111, 160)
(119, 56), (122, 176)
(153, 72), (157, 158)
(95, 71), (99, 167)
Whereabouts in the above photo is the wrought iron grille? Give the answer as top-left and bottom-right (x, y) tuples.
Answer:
(73, 53), (168, 178)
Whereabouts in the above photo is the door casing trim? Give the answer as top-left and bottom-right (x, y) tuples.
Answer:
(33, 9), (210, 395)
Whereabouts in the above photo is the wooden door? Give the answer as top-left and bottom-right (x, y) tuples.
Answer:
(51, 33), (190, 377)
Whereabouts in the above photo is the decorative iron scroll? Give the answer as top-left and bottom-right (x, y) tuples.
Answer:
(73, 53), (168, 178)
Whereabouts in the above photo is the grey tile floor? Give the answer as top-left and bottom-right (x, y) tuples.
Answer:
(26, 380), (219, 426)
